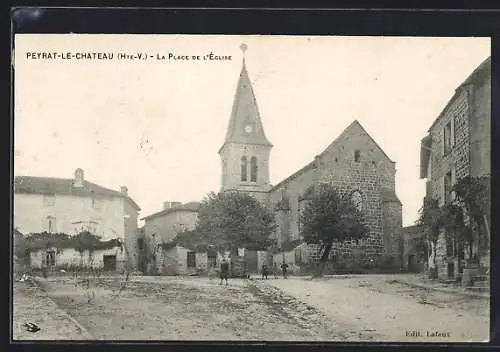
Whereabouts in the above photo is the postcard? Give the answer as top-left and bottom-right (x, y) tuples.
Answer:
(13, 32), (491, 342)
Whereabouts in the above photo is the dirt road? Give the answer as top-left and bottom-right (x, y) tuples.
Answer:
(13, 274), (489, 342)
(262, 275), (490, 342)
(31, 276), (366, 341)
(12, 281), (92, 340)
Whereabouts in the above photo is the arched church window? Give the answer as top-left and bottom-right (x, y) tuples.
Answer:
(241, 156), (248, 182)
(351, 191), (363, 212)
(250, 156), (258, 182)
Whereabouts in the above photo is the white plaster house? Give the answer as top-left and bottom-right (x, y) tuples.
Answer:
(14, 168), (141, 270)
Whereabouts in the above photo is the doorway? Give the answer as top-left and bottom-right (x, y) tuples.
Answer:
(187, 251), (196, 268)
(447, 262), (455, 279)
(103, 255), (117, 271)
(407, 254), (415, 273)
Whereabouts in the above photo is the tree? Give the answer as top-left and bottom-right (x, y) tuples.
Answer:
(299, 183), (369, 277)
(416, 197), (446, 279)
(137, 235), (158, 275)
(452, 175), (490, 262)
(440, 202), (471, 272)
(193, 191), (277, 254)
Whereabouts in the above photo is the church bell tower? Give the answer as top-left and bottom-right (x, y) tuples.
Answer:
(218, 44), (273, 203)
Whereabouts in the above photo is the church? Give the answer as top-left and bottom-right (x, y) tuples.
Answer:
(219, 46), (404, 269)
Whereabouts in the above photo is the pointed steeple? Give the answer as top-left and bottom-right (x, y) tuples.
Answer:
(219, 44), (273, 153)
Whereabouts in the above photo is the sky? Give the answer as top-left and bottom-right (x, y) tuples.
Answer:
(14, 35), (490, 227)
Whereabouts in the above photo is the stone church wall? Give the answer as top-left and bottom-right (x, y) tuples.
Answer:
(268, 164), (316, 244)
(268, 122), (403, 269)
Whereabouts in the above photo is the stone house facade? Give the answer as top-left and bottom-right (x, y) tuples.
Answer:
(155, 243), (208, 275)
(218, 51), (403, 269)
(402, 224), (427, 273)
(419, 56), (491, 280)
(141, 201), (203, 274)
(142, 201), (200, 244)
(14, 168), (141, 270)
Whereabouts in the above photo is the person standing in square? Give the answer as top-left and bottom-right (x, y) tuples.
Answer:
(220, 258), (230, 286)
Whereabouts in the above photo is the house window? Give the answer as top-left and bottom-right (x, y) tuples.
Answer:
(88, 220), (100, 235)
(250, 156), (258, 182)
(443, 119), (455, 156)
(241, 156), (248, 182)
(446, 237), (455, 257)
(297, 198), (303, 232)
(43, 194), (56, 207)
(354, 150), (361, 162)
(45, 250), (56, 267)
(43, 216), (56, 233)
(92, 198), (102, 210)
(444, 171), (452, 204)
(281, 187), (289, 201)
(187, 251), (196, 268)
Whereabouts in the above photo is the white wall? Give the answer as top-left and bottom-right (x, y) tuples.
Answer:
(195, 252), (208, 272)
(14, 193), (126, 241)
(158, 245), (208, 275)
(30, 246), (126, 269)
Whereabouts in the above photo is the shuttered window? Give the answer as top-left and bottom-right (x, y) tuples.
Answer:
(43, 194), (56, 207)
(439, 177), (445, 206)
(187, 251), (196, 268)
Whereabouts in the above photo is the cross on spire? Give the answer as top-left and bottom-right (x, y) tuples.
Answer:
(218, 42), (272, 153)
(240, 43), (248, 54)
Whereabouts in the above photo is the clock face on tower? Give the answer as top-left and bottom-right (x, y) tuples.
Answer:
(244, 124), (253, 133)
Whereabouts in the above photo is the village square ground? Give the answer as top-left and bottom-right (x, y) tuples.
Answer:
(13, 274), (489, 342)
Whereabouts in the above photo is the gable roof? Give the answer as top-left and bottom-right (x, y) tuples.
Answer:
(461, 56), (491, 87)
(270, 161), (316, 192)
(14, 176), (141, 211)
(428, 56), (491, 132)
(270, 120), (395, 192)
(320, 120), (395, 164)
(219, 58), (272, 153)
(141, 201), (201, 221)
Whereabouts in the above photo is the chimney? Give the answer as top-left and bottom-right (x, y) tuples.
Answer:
(163, 201), (181, 210)
(74, 168), (84, 187)
(314, 155), (322, 168)
(120, 186), (128, 196)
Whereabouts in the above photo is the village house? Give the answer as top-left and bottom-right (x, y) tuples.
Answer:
(142, 201), (200, 243)
(402, 224), (427, 273)
(14, 168), (141, 271)
(141, 201), (209, 275)
(419, 56), (491, 280)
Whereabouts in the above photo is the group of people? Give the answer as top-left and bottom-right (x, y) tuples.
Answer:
(261, 262), (288, 280)
(217, 258), (290, 286)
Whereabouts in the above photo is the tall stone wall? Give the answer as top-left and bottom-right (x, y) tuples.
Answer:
(426, 61), (491, 280)
(382, 200), (404, 266)
(268, 164), (316, 242)
(429, 89), (470, 205)
(470, 75), (491, 178)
